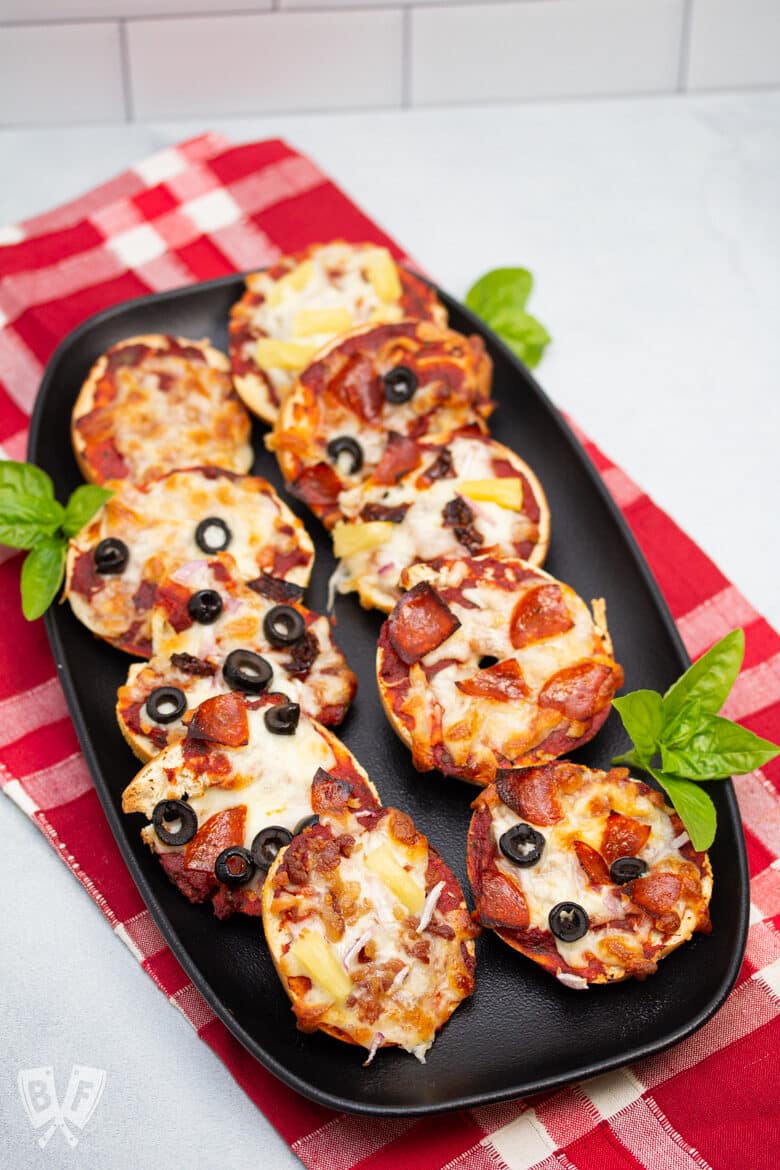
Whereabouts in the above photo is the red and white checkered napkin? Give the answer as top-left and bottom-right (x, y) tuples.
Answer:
(1, 134), (779, 1170)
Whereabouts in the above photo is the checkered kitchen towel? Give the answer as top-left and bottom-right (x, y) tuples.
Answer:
(1, 134), (779, 1170)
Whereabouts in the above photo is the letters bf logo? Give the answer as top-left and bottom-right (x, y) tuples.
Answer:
(17, 1066), (106, 1148)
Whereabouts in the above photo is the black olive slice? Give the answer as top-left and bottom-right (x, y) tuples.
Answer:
(263, 604), (306, 647)
(152, 799), (197, 845)
(223, 649), (272, 694)
(187, 589), (223, 624)
(499, 823), (545, 867)
(293, 814), (319, 836)
(326, 435), (363, 475)
(610, 856), (648, 885)
(250, 826), (293, 872)
(264, 701), (301, 736)
(214, 846), (255, 886)
(549, 901), (590, 942)
(195, 516), (231, 554)
(146, 686), (187, 724)
(94, 538), (128, 574)
(382, 365), (418, 404)
(478, 655), (499, 670)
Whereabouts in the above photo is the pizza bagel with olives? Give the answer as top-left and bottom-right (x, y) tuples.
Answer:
(376, 555), (623, 784)
(121, 692), (381, 919)
(71, 334), (253, 486)
(331, 429), (550, 612)
(117, 553), (357, 761)
(65, 468), (314, 657)
(467, 761), (712, 985)
(229, 241), (447, 424)
(262, 786), (477, 1063)
(269, 319), (494, 529)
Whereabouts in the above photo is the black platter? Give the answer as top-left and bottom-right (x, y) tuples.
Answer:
(28, 275), (749, 1115)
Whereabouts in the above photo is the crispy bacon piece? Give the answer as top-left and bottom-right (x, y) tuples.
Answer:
(510, 584), (574, 650)
(538, 660), (619, 721)
(495, 763), (569, 826)
(360, 501), (409, 524)
(600, 812), (651, 865)
(247, 572), (305, 603)
(170, 652), (216, 677)
(417, 446), (455, 486)
(479, 871), (530, 930)
(156, 579), (194, 633)
(290, 462), (343, 522)
(387, 582), (461, 666)
(186, 693), (250, 747)
(629, 872), (682, 916)
(456, 658), (529, 701)
(573, 839), (611, 885)
(372, 432), (421, 485)
(184, 806), (247, 872)
(311, 767), (353, 814)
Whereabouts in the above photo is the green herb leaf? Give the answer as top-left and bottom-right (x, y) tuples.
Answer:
(646, 767), (717, 852)
(485, 307), (551, 369)
(659, 697), (704, 751)
(63, 484), (112, 538)
(20, 537), (66, 620)
(0, 460), (56, 501)
(662, 629), (744, 721)
(0, 491), (65, 550)
(612, 689), (663, 761)
(465, 267), (552, 369)
(661, 713), (780, 780)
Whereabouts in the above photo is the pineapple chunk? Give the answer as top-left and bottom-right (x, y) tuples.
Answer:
(266, 260), (315, 306)
(333, 521), (395, 559)
(459, 478), (525, 510)
(289, 930), (352, 1002)
(292, 308), (354, 337)
(364, 248), (402, 303)
(255, 338), (318, 372)
(366, 843), (425, 914)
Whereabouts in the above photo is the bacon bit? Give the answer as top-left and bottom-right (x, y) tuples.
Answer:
(271, 546), (312, 578)
(247, 572), (305, 603)
(283, 630), (319, 677)
(289, 463), (343, 522)
(538, 660), (619, 720)
(456, 658), (529, 701)
(69, 549), (103, 598)
(573, 839), (611, 885)
(363, 1031), (385, 1067)
(479, 871), (529, 929)
(360, 501), (409, 524)
(417, 881), (445, 933)
(184, 805), (246, 872)
(171, 652), (216, 677)
(629, 872), (682, 916)
(387, 582), (461, 666)
(186, 693), (249, 747)
(388, 809), (417, 845)
(157, 579), (194, 633)
(311, 767), (353, 813)
(495, 763), (566, 825)
(417, 446), (455, 486)
(372, 432), (421, 485)
(509, 584), (574, 649)
(601, 812), (651, 865)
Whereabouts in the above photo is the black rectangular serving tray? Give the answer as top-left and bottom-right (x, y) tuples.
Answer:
(28, 275), (749, 1116)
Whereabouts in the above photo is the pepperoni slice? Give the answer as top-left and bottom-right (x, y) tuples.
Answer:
(156, 579), (194, 633)
(600, 812), (651, 865)
(328, 352), (383, 421)
(479, 871), (530, 930)
(573, 840), (611, 885)
(537, 660), (619, 721)
(372, 432), (422, 486)
(83, 438), (130, 481)
(290, 462), (343, 521)
(456, 658), (529, 701)
(629, 872), (682, 916)
(186, 693), (250, 747)
(510, 584), (574, 649)
(310, 767), (353, 814)
(496, 763), (568, 825)
(387, 582), (461, 666)
(184, 805), (247, 872)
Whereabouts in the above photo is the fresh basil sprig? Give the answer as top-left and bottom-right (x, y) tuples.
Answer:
(465, 267), (552, 369)
(0, 461), (111, 620)
(612, 629), (779, 851)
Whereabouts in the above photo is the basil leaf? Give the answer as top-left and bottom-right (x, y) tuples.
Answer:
(647, 767), (717, 852)
(663, 629), (744, 721)
(612, 689), (663, 761)
(0, 460), (56, 501)
(661, 714), (780, 780)
(486, 307), (551, 369)
(20, 537), (66, 620)
(63, 484), (112, 538)
(659, 697), (703, 750)
(466, 267), (533, 318)
(0, 492), (65, 550)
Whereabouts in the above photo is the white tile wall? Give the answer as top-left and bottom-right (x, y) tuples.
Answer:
(411, 0), (685, 106)
(0, 0), (248, 18)
(0, 22), (125, 125)
(686, 0), (780, 91)
(127, 10), (403, 119)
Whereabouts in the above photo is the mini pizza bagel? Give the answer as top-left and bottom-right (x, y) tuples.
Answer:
(331, 429), (550, 612)
(121, 692), (381, 920)
(229, 241), (447, 424)
(269, 319), (494, 529)
(376, 555), (623, 784)
(71, 334), (253, 486)
(262, 786), (477, 1063)
(467, 762), (712, 985)
(65, 468), (314, 657)
(116, 553), (356, 761)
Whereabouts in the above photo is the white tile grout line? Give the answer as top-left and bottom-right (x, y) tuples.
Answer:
(118, 18), (134, 123)
(677, 0), (694, 92)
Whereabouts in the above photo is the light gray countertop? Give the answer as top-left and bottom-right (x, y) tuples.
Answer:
(2, 90), (778, 1169)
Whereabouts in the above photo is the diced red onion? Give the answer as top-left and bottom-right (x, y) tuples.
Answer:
(672, 831), (690, 850)
(343, 930), (372, 970)
(387, 965), (410, 996)
(556, 971), (589, 991)
(416, 881), (445, 934)
(362, 1031), (384, 1067)
(170, 560), (207, 585)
